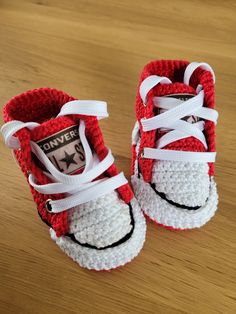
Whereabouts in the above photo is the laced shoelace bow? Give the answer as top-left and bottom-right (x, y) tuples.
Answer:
(139, 62), (218, 163)
(1, 100), (128, 213)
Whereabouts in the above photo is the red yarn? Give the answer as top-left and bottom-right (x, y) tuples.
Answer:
(131, 145), (136, 175)
(134, 60), (216, 182)
(3, 88), (133, 236)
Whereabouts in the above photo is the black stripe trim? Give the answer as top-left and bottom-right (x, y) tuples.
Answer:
(149, 183), (202, 211)
(38, 203), (135, 250)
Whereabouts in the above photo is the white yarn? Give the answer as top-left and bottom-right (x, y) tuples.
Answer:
(68, 192), (132, 248)
(50, 197), (146, 270)
(131, 175), (218, 229)
(152, 161), (210, 207)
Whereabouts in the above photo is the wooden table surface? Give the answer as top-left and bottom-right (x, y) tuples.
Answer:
(0, 1), (235, 313)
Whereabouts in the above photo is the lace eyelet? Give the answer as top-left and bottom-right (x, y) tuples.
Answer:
(45, 199), (53, 213)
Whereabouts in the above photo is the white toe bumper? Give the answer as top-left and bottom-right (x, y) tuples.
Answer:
(131, 175), (218, 229)
(50, 198), (146, 270)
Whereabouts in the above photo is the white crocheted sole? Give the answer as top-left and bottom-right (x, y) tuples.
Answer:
(50, 197), (146, 270)
(131, 175), (218, 229)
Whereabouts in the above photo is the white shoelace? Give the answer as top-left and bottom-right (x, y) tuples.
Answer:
(139, 62), (218, 163)
(1, 100), (127, 213)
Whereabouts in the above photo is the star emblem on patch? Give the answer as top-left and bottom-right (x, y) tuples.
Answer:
(60, 151), (77, 169)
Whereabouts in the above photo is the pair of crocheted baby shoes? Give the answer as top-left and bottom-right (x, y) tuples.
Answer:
(1, 60), (218, 271)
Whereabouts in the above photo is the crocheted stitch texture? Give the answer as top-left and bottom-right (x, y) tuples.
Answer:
(51, 197), (146, 270)
(131, 60), (218, 229)
(3, 88), (134, 237)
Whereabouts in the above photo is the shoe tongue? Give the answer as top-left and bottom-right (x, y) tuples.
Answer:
(154, 82), (196, 97)
(154, 83), (206, 152)
(31, 116), (86, 174)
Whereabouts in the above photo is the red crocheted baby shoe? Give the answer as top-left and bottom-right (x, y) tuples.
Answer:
(1, 88), (146, 270)
(131, 61), (218, 229)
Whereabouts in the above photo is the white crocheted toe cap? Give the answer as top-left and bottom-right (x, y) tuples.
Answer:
(50, 196), (146, 270)
(131, 174), (218, 229)
(68, 192), (133, 248)
(152, 161), (210, 207)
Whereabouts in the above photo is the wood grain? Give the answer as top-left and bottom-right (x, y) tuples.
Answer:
(0, 1), (235, 313)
